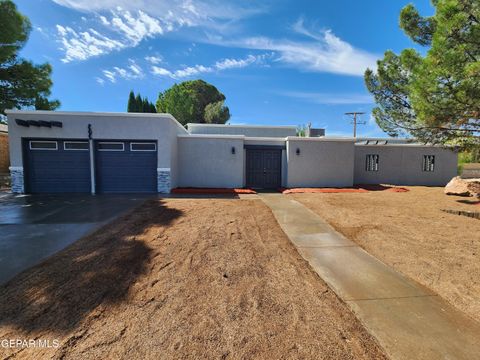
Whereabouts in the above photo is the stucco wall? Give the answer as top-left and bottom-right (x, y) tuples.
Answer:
(286, 138), (355, 187)
(187, 123), (296, 138)
(0, 133), (9, 173)
(6, 111), (186, 166)
(354, 145), (458, 186)
(177, 135), (244, 188)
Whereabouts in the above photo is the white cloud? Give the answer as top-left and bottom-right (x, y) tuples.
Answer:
(101, 60), (145, 83)
(151, 54), (266, 79)
(279, 91), (374, 105)
(96, 77), (105, 85)
(53, 1), (266, 62)
(203, 19), (379, 77)
(145, 55), (163, 64)
(56, 24), (124, 62)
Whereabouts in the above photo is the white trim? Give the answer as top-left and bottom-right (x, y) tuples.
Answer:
(97, 141), (124, 151)
(130, 142), (157, 152)
(64, 141), (89, 151)
(187, 123), (297, 129)
(178, 134), (245, 139)
(157, 168), (171, 172)
(287, 136), (355, 142)
(9, 166), (23, 171)
(5, 110), (189, 134)
(244, 137), (288, 142)
(29, 140), (58, 150)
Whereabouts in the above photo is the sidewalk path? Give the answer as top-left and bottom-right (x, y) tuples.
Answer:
(260, 193), (480, 360)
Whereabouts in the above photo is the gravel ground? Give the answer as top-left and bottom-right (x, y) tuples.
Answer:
(0, 198), (386, 360)
(291, 187), (480, 323)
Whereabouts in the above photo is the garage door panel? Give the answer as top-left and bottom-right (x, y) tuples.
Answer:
(95, 141), (157, 193)
(25, 139), (91, 193)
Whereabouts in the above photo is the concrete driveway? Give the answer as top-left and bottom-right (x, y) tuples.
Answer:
(0, 193), (153, 285)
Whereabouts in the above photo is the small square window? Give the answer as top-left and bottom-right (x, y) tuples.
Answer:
(97, 142), (124, 151)
(29, 141), (57, 150)
(64, 141), (89, 150)
(423, 155), (435, 172)
(130, 142), (156, 151)
(366, 154), (379, 172)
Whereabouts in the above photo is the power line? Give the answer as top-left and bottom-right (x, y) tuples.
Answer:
(345, 112), (366, 138)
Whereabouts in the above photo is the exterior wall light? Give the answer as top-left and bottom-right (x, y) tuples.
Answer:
(231, 146), (236, 155)
(296, 148), (300, 156)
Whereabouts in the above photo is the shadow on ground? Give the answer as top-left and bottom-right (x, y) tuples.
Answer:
(0, 199), (182, 335)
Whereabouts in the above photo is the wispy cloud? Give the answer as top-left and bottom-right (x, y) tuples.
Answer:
(100, 59), (145, 83)
(53, 1), (266, 62)
(204, 18), (378, 77)
(278, 91), (374, 104)
(145, 55), (163, 64)
(151, 54), (268, 79)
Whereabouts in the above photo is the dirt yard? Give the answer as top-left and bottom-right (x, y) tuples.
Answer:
(291, 187), (480, 323)
(0, 199), (386, 360)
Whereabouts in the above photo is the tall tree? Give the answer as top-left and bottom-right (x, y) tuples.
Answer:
(126, 91), (156, 113)
(156, 80), (230, 125)
(0, 0), (59, 117)
(127, 90), (136, 112)
(365, 0), (480, 150)
(204, 100), (230, 124)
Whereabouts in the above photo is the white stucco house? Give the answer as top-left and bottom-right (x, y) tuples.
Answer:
(5, 110), (458, 194)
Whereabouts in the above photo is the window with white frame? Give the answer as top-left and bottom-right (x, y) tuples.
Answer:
(423, 155), (435, 172)
(97, 142), (124, 151)
(366, 154), (379, 172)
(130, 142), (156, 151)
(64, 141), (89, 150)
(29, 141), (57, 150)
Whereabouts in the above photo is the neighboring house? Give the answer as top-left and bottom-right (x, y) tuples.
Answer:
(0, 124), (9, 174)
(5, 110), (458, 194)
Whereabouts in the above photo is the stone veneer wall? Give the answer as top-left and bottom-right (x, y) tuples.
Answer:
(157, 168), (171, 193)
(9, 166), (24, 193)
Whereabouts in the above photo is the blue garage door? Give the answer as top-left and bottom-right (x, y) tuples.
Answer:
(95, 140), (157, 193)
(24, 139), (91, 193)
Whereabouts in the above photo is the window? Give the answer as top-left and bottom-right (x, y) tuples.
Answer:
(366, 154), (379, 172)
(423, 155), (435, 172)
(130, 142), (156, 151)
(97, 142), (124, 151)
(29, 141), (57, 150)
(64, 141), (89, 151)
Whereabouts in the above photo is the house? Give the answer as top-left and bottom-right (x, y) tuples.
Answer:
(5, 110), (458, 194)
(0, 124), (9, 174)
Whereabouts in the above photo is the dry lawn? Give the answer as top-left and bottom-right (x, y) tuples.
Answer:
(0, 199), (386, 360)
(291, 187), (480, 322)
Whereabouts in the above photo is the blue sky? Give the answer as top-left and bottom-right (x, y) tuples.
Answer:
(15, 0), (434, 137)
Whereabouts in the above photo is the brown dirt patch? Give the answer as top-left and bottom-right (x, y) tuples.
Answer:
(0, 199), (386, 359)
(291, 187), (480, 322)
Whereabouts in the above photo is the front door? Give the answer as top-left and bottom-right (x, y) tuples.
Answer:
(246, 149), (282, 189)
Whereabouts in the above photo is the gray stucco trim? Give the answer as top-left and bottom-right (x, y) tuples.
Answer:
(9, 166), (24, 193)
(157, 168), (171, 193)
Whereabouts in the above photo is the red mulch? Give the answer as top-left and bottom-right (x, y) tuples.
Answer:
(172, 188), (257, 194)
(280, 185), (409, 194)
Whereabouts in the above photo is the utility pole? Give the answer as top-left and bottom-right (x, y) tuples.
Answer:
(345, 112), (366, 138)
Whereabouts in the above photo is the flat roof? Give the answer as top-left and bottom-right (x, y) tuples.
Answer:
(187, 123), (297, 129)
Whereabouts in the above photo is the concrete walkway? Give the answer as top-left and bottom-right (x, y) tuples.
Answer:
(260, 193), (480, 360)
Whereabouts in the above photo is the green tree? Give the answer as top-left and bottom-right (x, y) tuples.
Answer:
(365, 0), (480, 150)
(127, 90), (136, 112)
(204, 100), (230, 124)
(156, 80), (230, 125)
(0, 0), (59, 116)
(135, 94), (143, 112)
(127, 91), (156, 113)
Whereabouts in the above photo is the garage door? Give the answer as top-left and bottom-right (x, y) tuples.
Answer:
(24, 139), (91, 193)
(246, 148), (282, 189)
(95, 140), (157, 193)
